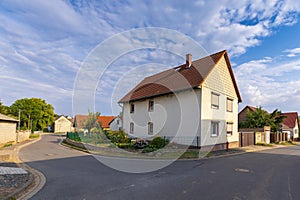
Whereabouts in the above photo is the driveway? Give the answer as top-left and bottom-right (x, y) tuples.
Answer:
(20, 134), (300, 200)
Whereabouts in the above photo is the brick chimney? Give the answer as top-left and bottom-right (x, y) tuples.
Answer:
(186, 54), (192, 68)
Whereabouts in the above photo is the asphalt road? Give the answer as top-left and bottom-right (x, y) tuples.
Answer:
(20, 134), (300, 200)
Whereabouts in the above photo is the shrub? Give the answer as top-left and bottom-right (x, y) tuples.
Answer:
(142, 146), (157, 153)
(106, 130), (128, 144)
(149, 137), (169, 149)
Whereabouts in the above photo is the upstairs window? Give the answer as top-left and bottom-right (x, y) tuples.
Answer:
(130, 103), (135, 113)
(226, 98), (233, 112)
(227, 122), (233, 135)
(211, 121), (219, 137)
(148, 122), (153, 135)
(148, 100), (154, 112)
(130, 122), (134, 134)
(211, 92), (219, 109)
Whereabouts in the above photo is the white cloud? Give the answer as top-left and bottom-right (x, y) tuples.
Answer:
(235, 54), (300, 112)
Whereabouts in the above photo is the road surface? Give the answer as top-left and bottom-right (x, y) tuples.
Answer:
(20, 134), (300, 200)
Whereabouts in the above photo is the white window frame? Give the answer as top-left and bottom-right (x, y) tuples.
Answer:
(148, 122), (153, 135)
(211, 121), (219, 137)
(226, 98), (233, 112)
(211, 92), (220, 109)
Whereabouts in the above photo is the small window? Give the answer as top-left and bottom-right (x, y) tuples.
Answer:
(130, 103), (135, 113)
(227, 122), (233, 135)
(211, 121), (219, 137)
(117, 120), (119, 125)
(211, 92), (219, 109)
(226, 98), (233, 112)
(148, 122), (153, 135)
(148, 100), (154, 112)
(130, 122), (134, 134)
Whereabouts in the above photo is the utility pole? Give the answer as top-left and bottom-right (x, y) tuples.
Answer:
(17, 110), (21, 143)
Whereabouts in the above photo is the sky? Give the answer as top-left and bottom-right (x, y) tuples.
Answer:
(1, 0), (300, 116)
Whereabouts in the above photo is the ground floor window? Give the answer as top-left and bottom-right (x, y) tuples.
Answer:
(130, 122), (134, 134)
(211, 121), (219, 137)
(148, 122), (153, 135)
(227, 122), (233, 135)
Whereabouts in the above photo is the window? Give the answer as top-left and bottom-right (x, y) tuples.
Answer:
(148, 100), (154, 112)
(148, 122), (153, 135)
(117, 120), (119, 125)
(130, 103), (135, 113)
(227, 122), (233, 135)
(211, 121), (219, 137)
(130, 122), (134, 134)
(211, 92), (219, 109)
(226, 98), (233, 112)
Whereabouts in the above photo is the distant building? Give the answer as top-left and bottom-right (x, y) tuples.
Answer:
(98, 116), (115, 131)
(54, 116), (73, 133)
(0, 113), (18, 145)
(281, 112), (299, 140)
(109, 116), (123, 131)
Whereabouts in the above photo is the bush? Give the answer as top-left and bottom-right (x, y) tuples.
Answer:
(106, 130), (128, 144)
(149, 137), (169, 149)
(142, 146), (157, 153)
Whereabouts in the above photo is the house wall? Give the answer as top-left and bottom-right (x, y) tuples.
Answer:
(123, 89), (201, 145)
(292, 120), (299, 139)
(200, 56), (239, 148)
(54, 117), (72, 133)
(0, 121), (17, 145)
(110, 117), (122, 131)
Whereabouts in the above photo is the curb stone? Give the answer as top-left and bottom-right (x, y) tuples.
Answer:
(3, 135), (46, 200)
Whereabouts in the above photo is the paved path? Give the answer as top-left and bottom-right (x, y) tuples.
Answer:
(20, 134), (300, 200)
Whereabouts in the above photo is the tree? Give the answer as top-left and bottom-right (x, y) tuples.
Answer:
(83, 111), (101, 133)
(239, 106), (285, 132)
(0, 100), (9, 115)
(9, 98), (55, 131)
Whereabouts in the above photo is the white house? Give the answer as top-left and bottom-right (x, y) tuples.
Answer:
(281, 112), (299, 141)
(119, 50), (242, 150)
(109, 116), (123, 131)
(54, 115), (73, 133)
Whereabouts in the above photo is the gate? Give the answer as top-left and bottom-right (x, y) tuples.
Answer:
(239, 132), (255, 147)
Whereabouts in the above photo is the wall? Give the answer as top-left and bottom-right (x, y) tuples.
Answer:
(200, 55), (239, 147)
(0, 121), (17, 144)
(55, 117), (72, 133)
(123, 89), (201, 146)
(110, 117), (122, 131)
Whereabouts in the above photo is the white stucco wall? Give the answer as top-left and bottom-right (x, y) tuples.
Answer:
(123, 89), (201, 145)
(54, 117), (72, 133)
(110, 117), (122, 131)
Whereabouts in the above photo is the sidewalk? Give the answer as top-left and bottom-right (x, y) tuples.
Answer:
(0, 137), (45, 200)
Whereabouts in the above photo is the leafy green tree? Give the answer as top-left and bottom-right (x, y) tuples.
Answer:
(239, 106), (285, 132)
(9, 98), (55, 131)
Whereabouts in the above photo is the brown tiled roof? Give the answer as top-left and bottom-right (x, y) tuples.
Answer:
(98, 116), (115, 129)
(281, 112), (299, 129)
(0, 113), (18, 122)
(73, 114), (89, 129)
(119, 50), (242, 103)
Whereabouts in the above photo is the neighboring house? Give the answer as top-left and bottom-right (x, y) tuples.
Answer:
(0, 113), (18, 145)
(54, 115), (73, 133)
(119, 50), (242, 149)
(73, 114), (89, 131)
(109, 116), (123, 131)
(238, 105), (257, 124)
(281, 112), (299, 140)
(98, 116), (115, 130)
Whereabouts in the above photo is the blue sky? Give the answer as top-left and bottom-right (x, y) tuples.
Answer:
(1, 0), (300, 116)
